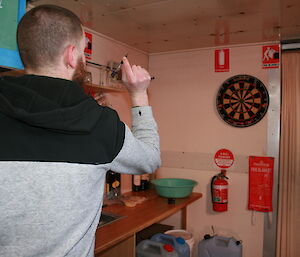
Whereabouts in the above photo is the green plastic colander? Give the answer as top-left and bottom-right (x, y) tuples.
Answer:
(151, 178), (198, 198)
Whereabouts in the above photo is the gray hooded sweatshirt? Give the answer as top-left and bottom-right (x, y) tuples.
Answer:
(0, 75), (160, 257)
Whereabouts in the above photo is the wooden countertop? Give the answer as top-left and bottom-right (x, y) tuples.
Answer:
(94, 190), (202, 254)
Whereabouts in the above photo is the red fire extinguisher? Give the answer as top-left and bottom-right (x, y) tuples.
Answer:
(211, 170), (228, 212)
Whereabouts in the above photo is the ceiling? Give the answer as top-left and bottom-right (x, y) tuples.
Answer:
(30, 0), (300, 53)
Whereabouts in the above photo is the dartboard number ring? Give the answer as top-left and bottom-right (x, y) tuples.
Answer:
(216, 74), (269, 128)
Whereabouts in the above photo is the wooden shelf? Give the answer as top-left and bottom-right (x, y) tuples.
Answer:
(84, 83), (126, 93)
(0, 69), (24, 77)
(0, 69), (126, 93)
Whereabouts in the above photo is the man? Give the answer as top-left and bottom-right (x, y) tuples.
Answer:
(0, 5), (160, 257)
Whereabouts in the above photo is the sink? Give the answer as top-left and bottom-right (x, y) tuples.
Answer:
(98, 212), (124, 228)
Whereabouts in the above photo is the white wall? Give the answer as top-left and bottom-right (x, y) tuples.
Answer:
(148, 44), (277, 257)
(85, 26), (279, 257)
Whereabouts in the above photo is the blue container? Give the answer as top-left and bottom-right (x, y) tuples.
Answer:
(151, 233), (190, 257)
(198, 236), (242, 257)
(136, 240), (179, 257)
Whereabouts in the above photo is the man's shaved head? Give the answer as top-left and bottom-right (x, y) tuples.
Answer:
(17, 5), (83, 70)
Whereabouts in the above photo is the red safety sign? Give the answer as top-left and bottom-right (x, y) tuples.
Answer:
(262, 44), (280, 69)
(214, 149), (234, 169)
(84, 32), (93, 60)
(215, 49), (230, 72)
(248, 156), (274, 212)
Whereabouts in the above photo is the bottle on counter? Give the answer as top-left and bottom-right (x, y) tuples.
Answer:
(141, 174), (150, 190)
(132, 175), (141, 192)
(106, 170), (121, 199)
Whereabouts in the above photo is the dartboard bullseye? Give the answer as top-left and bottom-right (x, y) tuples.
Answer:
(216, 74), (269, 128)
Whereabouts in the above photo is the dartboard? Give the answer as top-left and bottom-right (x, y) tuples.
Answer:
(216, 74), (269, 128)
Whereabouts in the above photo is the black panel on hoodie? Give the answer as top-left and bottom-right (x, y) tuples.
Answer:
(0, 75), (125, 164)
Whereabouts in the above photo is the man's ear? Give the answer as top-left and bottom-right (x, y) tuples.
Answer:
(64, 45), (77, 69)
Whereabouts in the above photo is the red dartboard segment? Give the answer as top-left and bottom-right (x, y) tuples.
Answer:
(216, 74), (269, 128)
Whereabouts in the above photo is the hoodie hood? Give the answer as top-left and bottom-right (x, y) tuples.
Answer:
(0, 75), (102, 134)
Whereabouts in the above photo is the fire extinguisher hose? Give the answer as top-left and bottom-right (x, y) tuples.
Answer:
(211, 175), (218, 202)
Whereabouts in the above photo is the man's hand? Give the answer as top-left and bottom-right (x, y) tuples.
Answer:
(121, 57), (150, 106)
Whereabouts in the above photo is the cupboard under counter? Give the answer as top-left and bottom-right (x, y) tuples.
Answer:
(95, 189), (202, 257)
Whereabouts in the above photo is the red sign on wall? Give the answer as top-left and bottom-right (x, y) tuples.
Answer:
(215, 49), (230, 72)
(262, 44), (280, 69)
(84, 32), (93, 60)
(248, 156), (274, 212)
(214, 149), (234, 169)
